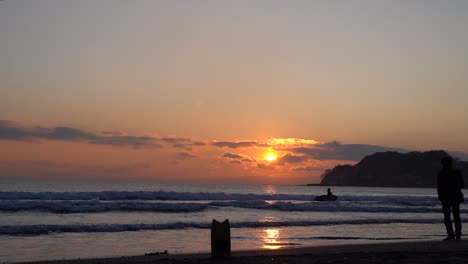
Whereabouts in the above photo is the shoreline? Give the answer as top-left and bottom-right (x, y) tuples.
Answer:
(16, 239), (468, 264)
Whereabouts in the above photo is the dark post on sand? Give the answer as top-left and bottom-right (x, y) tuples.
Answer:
(211, 219), (231, 258)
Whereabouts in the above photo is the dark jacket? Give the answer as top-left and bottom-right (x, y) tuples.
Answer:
(437, 168), (464, 203)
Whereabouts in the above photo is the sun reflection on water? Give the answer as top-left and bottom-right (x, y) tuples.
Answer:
(261, 228), (282, 250)
(263, 185), (277, 195)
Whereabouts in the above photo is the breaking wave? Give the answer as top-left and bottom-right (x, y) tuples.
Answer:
(0, 218), (449, 236)
(0, 190), (449, 214)
(0, 191), (439, 204)
(0, 191), (310, 201)
(0, 199), (460, 214)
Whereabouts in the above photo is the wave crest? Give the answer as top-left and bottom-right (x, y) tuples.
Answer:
(0, 218), (446, 235)
(0, 199), (458, 214)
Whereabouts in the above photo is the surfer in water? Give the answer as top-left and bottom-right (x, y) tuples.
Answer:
(314, 188), (337, 201)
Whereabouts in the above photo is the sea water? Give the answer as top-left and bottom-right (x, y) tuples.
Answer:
(0, 181), (464, 263)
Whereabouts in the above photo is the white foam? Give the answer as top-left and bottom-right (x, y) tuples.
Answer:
(0, 218), (449, 236)
(0, 199), (458, 214)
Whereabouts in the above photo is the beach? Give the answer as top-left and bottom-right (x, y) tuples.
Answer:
(17, 240), (468, 264)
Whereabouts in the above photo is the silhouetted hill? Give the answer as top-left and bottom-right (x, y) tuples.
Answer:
(319, 150), (468, 188)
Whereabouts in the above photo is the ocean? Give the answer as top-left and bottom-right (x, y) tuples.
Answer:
(0, 181), (464, 263)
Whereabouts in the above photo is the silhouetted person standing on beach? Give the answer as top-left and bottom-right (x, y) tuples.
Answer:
(437, 156), (464, 240)
(327, 188), (333, 199)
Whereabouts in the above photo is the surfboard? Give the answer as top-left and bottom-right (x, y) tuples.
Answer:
(314, 195), (337, 201)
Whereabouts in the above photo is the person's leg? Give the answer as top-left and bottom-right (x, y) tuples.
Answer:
(452, 203), (461, 239)
(442, 202), (455, 239)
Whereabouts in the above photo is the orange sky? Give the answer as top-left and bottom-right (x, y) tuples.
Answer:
(0, 123), (351, 184)
(2, 1), (468, 184)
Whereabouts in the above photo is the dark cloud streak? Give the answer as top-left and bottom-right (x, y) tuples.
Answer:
(276, 153), (308, 165)
(212, 141), (258, 148)
(291, 141), (408, 161)
(177, 152), (198, 160)
(0, 120), (161, 149)
(89, 136), (162, 148)
(221, 153), (243, 159)
(162, 137), (204, 150)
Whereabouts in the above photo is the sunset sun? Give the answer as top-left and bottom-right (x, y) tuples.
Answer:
(264, 153), (277, 162)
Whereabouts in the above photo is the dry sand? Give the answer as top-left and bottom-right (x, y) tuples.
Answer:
(17, 240), (468, 264)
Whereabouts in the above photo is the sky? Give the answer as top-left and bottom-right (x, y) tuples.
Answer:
(1, 0), (468, 184)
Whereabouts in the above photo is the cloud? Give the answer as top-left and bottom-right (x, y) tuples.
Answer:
(162, 137), (205, 150)
(221, 152), (243, 159)
(0, 121), (95, 141)
(89, 136), (162, 148)
(4, 121), (467, 164)
(0, 120), (32, 140)
(0, 120), (161, 149)
(0, 120), (17, 126)
(177, 152), (198, 160)
(44, 126), (96, 140)
(161, 137), (191, 144)
(291, 141), (408, 161)
(276, 153), (309, 165)
(266, 138), (319, 148)
(212, 141), (258, 148)
(102, 131), (126, 136)
(257, 163), (275, 170)
(292, 165), (325, 172)
(172, 143), (192, 151)
(230, 160), (242, 165)
(0, 120), (206, 151)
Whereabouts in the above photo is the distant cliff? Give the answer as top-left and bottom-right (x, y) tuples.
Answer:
(319, 150), (468, 188)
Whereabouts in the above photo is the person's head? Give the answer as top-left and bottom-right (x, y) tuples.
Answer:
(441, 156), (453, 169)
(327, 188), (331, 192)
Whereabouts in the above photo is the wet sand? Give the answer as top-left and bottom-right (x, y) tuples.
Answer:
(18, 239), (468, 264)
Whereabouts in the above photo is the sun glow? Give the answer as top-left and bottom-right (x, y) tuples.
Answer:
(266, 138), (319, 146)
(264, 153), (277, 162)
